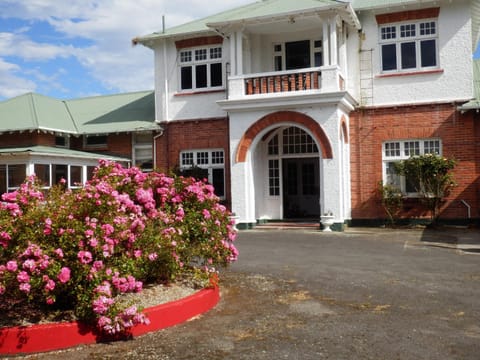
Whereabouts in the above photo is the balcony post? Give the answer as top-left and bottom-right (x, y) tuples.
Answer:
(329, 16), (338, 66)
(236, 31), (243, 75)
(323, 20), (330, 66)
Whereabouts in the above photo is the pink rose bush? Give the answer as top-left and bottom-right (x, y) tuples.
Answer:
(0, 160), (237, 335)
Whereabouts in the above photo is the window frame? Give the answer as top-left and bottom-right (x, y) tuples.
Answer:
(382, 139), (442, 196)
(179, 149), (225, 199)
(379, 19), (439, 74)
(132, 132), (153, 172)
(178, 45), (224, 92)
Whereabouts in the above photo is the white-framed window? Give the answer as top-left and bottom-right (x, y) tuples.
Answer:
(132, 132), (153, 171)
(179, 149), (225, 198)
(379, 19), (438, 73)
(179, 46), (223, 91)
(382, 139), (441, 195)
(84, 135), (108, 148)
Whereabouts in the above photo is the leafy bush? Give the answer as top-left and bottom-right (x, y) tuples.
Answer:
(378, 181), (403, 226)
(394, 154), (456, 221)
(0, 160), (238, 335)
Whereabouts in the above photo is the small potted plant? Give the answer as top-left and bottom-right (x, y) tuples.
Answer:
(320, 211), (334, 232)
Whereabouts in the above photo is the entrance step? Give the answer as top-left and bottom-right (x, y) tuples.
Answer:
(255, 221), (320, 230)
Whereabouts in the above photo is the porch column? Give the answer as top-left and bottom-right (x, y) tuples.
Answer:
(229, 32), (237, 76)
(230, 158), (256, 228)
(329, 16), (338, 66)
(235, 30), (243, 75)
(322, 20), (330, 66)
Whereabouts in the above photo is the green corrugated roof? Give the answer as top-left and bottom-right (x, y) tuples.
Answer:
(0, 90), (159, 135)
(0, 145), (130, 162)
(0, 93), (77, 134)
(65, 91), (158, 134)
(134, 0), (359, 44)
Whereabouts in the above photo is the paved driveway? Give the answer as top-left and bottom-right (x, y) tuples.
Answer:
(27, 228), (480, 360)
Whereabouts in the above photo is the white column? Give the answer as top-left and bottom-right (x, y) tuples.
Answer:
(329, 16), (338, 66)
(323, 20), (330, 66)
(229, 33), (237, 76)
(236, 31), (243, 75)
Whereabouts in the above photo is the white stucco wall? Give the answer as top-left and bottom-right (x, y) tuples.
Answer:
(229, 104), (350, 225)
(358, 0), (473, 106)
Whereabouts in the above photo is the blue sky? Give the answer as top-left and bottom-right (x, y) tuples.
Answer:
(0, 0), (479, 101)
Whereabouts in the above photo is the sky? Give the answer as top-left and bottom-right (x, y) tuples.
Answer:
(0, 0), (479, 102)
(0, 0), (253, 101)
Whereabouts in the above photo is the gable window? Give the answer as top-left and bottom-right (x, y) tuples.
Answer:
(383, 139), (441, 195)
(179, 149), (225, 198)
(84, 135), (108, 148)
(55, 135), (70, 148)
(179, 46), (223, 91)
(379, 20), (438, 73)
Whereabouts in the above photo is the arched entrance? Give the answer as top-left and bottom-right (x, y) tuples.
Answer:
(264, 126), (320, 219)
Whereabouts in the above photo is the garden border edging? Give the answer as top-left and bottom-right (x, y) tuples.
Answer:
(0, 286), (220, 355)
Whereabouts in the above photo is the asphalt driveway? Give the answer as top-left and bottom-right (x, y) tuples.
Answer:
(16, 227), (480, 359)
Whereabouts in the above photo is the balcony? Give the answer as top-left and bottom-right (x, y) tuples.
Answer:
(226, 65), (345, 101)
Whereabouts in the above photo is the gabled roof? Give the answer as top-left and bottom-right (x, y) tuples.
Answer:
(133, 0), (360, 45)
(0, 90), (160, 135)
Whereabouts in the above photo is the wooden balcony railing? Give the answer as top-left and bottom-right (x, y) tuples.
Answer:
(244, 70), (320, 95)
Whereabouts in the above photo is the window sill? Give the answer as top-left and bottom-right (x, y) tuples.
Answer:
(376, 69), (444, 78)
(175, 89), (225, 96)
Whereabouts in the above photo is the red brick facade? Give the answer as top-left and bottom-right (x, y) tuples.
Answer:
(154, 117), (231, 206)
(350, 102), (480, 222)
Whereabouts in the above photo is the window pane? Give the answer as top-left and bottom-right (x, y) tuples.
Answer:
(181, 66), (192, 90)
(400, 24), (416, 38)
(381, 26), (396, 40)
(210, 47), (222, 59)
(8, 164), (25, 189)
(314, 52), (323, 67)
(195, 64), (207, 88)
(86, 135), (107, 146)
(180, 50), (191, 62)
(34, 164), (50, 186)
(210, 63), (222, 87)
(401, 42), (416, 69)
(421, 39), (436, 67)
(211, 151), (224, 164)
(53, 164), (68, 184)
(382, 44), (397, 71)
(196, 151), (209, 165)
(420, 22), (436, 36)
(285, 40), (310, 70)
(386, 162), (401, 188)
(181, 152), (194, 166)
(195, 49), (207, 61)
(274, 56), (282, 71)
(268, 159), (279, 196)
(212, 168), (225, 197)
(70, 166), (82, 187)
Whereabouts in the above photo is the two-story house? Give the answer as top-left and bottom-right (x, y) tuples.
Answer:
(133, 0), (480, 229)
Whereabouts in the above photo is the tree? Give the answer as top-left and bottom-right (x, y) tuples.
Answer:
(394, 154), (456, 222)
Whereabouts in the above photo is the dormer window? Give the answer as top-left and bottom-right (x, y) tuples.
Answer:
(179, 46), (223, 91)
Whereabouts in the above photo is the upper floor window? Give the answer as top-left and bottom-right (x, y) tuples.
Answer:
(379, 20), (438, 73)
(179, 46), (223, 91)
(273, 39), (322, 71)
(383, 139), (441, 195)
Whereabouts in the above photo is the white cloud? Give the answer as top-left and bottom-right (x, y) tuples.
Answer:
(0, 59), (37, 98)
(0, 0), (254, 99)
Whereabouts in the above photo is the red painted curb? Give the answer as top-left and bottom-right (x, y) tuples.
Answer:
(0, 286), (220, 355)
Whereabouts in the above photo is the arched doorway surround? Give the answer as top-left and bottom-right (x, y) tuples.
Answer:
(235, 111), (333, 163)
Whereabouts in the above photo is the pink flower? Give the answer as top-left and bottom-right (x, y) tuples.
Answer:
(78, 250), (93, 264)
(202, 209), (211, 219)
(44, 279), (56, 291)
(19, 282), (31, 293)
(17, 271), (30, 283)
(6, 260), (17, 272)
(148, 253), (158, 261)
(46, 297), (55, 305)
(57, 267), (71, 283)
(54, 248), (64, 258)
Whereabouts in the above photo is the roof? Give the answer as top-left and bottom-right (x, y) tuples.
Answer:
(0, 90), (160, 135)
(0, 145), (131, 162)
(135, 0), (479, 53)
(133, 0), (360, 45)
